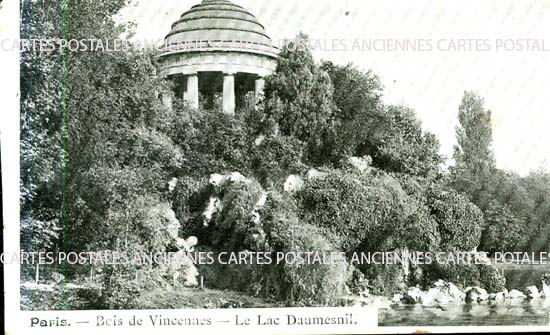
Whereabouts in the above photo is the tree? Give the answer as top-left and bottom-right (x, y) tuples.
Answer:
(295, 169), (413, 252)
(480, 200), (525, 253)
(262, 34), (338, 164)
(20, 0), (181, 253)
(320, 62), (382, 160)
(428, 186), (483, 252)
(519, 171), (550, 252)
(451, 91), (496, 205)
(357, 105), (443, 177)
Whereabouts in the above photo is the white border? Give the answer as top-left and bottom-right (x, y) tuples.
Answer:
(1, 0), (22, 332)
(1, 0), (550, 334)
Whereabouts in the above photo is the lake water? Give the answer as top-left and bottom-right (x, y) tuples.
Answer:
(501, 265), (549, 291)
(380, 265), (550, 326)
(379, 299), (550, 326)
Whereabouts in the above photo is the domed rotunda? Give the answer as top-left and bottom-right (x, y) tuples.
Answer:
(158, 0), (278, 114)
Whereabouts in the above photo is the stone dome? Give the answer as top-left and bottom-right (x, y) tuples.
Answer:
(163, 0), (277, 58)
(158, 0), (278, 115)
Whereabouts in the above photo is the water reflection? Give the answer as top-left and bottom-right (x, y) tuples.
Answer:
(379, 299), (550, 326)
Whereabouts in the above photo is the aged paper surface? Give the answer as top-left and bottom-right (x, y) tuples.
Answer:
(2, 0), (550, 334)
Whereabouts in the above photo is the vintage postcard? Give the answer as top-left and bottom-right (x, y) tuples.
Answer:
(1, 0), (550, 334)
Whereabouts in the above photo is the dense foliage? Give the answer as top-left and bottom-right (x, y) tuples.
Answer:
(20, 0), (549, 308)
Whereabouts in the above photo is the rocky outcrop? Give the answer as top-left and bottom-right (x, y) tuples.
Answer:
(344, 295), (393, 309)
(392, 294), (403, 304)
(403, 287), (423, 304)
(421, 280), (465, 306)
(209, 172), (250, 189)
(358, 278), (549, 307)
(524, 286), (540, 299)
(508, 289), (526, 299)
(202, 197), (222, 226)
(465, 286), (489, 302)
(542, 282), (550, 298)
(437, 280), (465, 301)
(347, 156), (372, 173)
(542, 274), (550, 298)
(489, 289), (508, 301)
(284, 175), (304, 193)
(306, 168), (328, 180)
(176, 236), (198, 252)
(168, 237), (200, 287)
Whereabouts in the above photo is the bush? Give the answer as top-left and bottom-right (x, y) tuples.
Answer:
(391, 205), (441, 251)
(428, 188), (483, 251)
(364, 264), (407, 296)
(171, 176), (211, 238)
(478, 265), (506, 293)
(176, 110), (254, 177)
(249, 135), (307, 188)
(480, 200), (525, 253)
(198, 258), (268, 298)
(421, 262), (505, 293)
(262, 192), (348, 305)
(296, 169), (411, 252)
(101, 271), (143, 309)
(197, 190), (348, 306)
(209, 176), (266, 250)
(278, 224), (347, 305)
(422, 263), (481, 289)
(295, 172), (374, 251)
(101, 265), (170, 309)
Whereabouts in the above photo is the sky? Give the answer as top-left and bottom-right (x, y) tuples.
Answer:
(119, 0), (550, 175)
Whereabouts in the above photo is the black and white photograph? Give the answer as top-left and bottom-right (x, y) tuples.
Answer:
(2, 0), (550, 333)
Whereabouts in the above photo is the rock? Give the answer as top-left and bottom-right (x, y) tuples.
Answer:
(465, 286), (489, 302)
(306, 168), (328, 180)
(169, 250), (199, 287)
(176, 236), (198, 252)
(347, 156), (372, 173)
(524, 286), (540, 299)
(284, 175), (304, 193)
(404, 287), (423, 304)
(151, 202), (180, 239)
(422, 287), (449, 306)
(227, 172), (248, 183)
(51, 272), (65, 284)
(186, 236), (198, 248)
(448, 283), (466, 301)
(202, 197), (222, 226)
(244, 228), (267, 250)
(251, 192), (268, 224)
(508, 289), (526, 299)
(391, 294), (403, 304)
(542, 282), (550, 298)
(168, 177), (178, 192)
(489, 289), (508, 301)
(343, 295), (391, 309)
(209, 172), (249, 187)
(21, 282), (55, 292)
(444, 282), (465, 301)
(64, 283), (86, 290)
(421, 281), (465, 306)
(254, 134), (265, 146)
(209, 174), (226, 186)
(371, 296), (393, 309)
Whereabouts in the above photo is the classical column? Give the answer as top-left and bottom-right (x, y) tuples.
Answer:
(254, 77), (265, 104)
(223, 72), (235, 115)
(186, 73), (199, 109)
